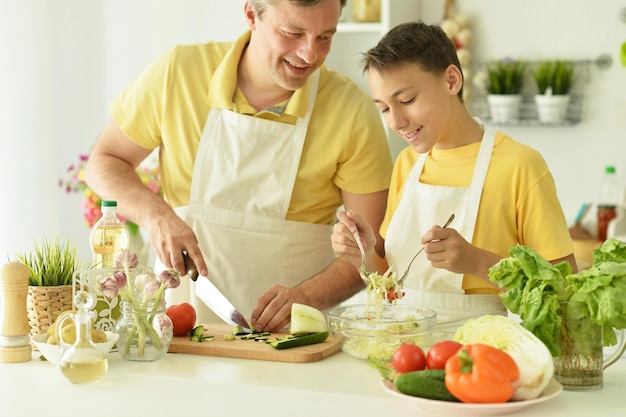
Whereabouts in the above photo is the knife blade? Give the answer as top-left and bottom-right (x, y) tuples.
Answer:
(182, 253), (251, 332)
(194, 277), (251, 332)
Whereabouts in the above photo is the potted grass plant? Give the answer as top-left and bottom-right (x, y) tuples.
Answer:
(11, 237), (87, 336)
(532, 60), (575, 124)
(484, 58), (528, 123)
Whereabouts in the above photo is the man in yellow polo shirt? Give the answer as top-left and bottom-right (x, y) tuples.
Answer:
(85, 0), (393, 331)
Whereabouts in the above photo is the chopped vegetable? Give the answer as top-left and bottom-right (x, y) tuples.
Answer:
(188, 325), (213, 342)
(361, 267), (404, 317)
(444, 344), (519, 403)
(290, 303), (327, 334)
(453, 315), (553, 400)
(232, 324), (247, 336)
(267, 331), (328, 349)
(240, 332), (271, 340)
(341, 321), (428, 362)
(189, 325), (205, 342)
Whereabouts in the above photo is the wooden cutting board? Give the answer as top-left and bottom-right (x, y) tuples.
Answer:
(167, 323), (342, 363)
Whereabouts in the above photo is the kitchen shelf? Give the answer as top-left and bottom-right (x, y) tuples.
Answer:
(468, 58), (606, 127)
(468, 93), (584, 127)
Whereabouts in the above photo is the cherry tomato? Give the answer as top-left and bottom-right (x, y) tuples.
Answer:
(386, 287), (405, 302)
(166, 303), (197, 337)
(391, 343), (426, 374)
(426, 340), (463, 369)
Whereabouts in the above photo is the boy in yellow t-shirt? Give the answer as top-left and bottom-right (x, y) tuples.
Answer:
(331, 21), (576, 336)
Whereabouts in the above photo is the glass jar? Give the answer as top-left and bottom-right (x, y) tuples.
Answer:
(352, 0), (381, 22)
(115, 299), (173, 361)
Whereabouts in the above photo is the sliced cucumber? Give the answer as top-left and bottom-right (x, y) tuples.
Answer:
(290, 303), (327, 335)
(268, 331), (329, 350)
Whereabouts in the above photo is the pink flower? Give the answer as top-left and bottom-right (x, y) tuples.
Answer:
(59, 153), (162, 229)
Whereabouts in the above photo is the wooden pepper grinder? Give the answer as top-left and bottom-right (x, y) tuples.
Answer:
(0, 262), (32, 363)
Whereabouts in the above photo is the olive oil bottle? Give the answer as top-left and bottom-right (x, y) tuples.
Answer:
(89, 200), (129, 268)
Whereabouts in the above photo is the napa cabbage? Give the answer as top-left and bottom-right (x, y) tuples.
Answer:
(453, 314), (553, 401)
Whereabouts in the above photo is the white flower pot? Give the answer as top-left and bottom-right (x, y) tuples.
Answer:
(534, 94), (570, 124)
(487, 94), (522, 123)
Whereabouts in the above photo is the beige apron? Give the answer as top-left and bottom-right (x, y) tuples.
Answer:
(385, 129), (505, 342)
(164, 71), (336, 324)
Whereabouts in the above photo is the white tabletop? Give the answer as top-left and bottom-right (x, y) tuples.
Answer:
(1, 348), (624, 417)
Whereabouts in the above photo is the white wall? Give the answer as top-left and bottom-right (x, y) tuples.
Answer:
(448, 0), (626, 233)
(1, 0), (625, 264)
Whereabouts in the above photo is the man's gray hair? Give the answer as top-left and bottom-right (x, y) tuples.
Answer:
(248, 0), (347, 18)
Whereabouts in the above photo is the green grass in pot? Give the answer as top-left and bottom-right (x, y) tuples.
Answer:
(485, 59), (528, 95)
(532, 60), (574, 95)
(12, 237), (85, 286)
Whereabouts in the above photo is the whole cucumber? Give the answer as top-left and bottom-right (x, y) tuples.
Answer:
(394, 370), (459, 402)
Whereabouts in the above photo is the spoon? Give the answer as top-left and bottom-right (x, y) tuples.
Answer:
(398, 213), (455, 284)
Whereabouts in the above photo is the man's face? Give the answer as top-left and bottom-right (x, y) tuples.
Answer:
(246, 0), (341, 91)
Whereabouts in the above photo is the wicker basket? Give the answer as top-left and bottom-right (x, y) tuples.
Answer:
(27, 285), (75, 337)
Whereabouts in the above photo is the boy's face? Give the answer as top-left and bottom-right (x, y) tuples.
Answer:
(246, 0), (340, 92)
(368, 62), (460, 153)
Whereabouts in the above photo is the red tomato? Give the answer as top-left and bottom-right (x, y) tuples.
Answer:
(386, 287), (405, 302)
(391, 343), (426, 374)
(166, 303), (197, 337)
(426, 340), (463, 369)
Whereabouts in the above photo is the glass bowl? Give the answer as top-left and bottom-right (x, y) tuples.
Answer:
(327, 304), (436, 362)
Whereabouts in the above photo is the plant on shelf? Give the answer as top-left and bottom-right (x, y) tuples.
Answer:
(532, 60), (574, 95)
(485, 58), (527, 95)
(483, 58), (528, 123)
(532, 60), (575, 124)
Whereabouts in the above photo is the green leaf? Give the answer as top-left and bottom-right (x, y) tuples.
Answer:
(11, 237), (85, 286)
(485, 59), (527, 94)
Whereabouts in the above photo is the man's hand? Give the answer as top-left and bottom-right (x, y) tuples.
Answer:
(149, 212), (208, 277)
(250, 285), (308, 332)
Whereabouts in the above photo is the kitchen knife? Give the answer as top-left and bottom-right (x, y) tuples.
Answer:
(183, 253), (251, 332)
(194, 277), (252, 332)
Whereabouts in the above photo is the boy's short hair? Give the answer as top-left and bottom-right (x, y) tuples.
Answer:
(361, 21), (464, 99)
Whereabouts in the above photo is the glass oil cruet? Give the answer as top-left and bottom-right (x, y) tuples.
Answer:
(57, 290), (108, 384)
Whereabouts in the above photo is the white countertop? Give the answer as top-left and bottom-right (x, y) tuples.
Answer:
(1, 348), (624, 417)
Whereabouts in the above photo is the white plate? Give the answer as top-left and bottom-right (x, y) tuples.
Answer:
(381, 378), (563, 416)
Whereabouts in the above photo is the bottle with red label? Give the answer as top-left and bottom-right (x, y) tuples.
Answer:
(597, 166), (621, 241)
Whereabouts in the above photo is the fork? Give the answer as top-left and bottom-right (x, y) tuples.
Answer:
(397, 213), (455, 284)
(352, 230), (369, 280)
